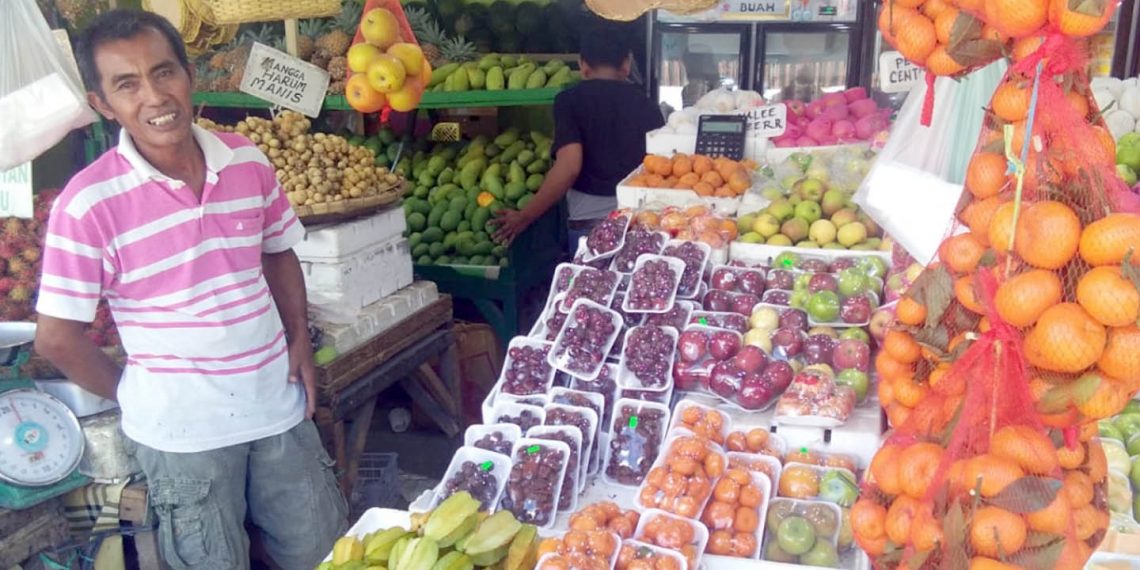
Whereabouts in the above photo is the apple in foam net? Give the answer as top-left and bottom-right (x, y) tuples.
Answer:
(833, 338), (871, 372)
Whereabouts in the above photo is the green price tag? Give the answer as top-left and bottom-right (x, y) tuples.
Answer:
(629, 416), (639, 429)
(479, 461), (494, 471)
(698, 318), (708, 326)
(782, 258), (794, 267)
(526, 445), (540, 454)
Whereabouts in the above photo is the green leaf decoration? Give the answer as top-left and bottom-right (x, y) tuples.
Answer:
(985, 476), (1063, 514)
(1122, 248), (1140, 294)
(906, 549), (931, 570)
(1008, 537), (1065, 569)
(909, 264), (955, 329)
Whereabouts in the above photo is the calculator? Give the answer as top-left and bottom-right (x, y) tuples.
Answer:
(695, 114), (748, 160)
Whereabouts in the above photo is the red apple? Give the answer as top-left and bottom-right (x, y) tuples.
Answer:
(832, 339), (871, 372)
(709, 330), (742, 361)
(678, 329), (708, 363)
(734, 345), (769, 374)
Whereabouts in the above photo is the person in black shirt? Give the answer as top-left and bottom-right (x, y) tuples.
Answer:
(491, 27), (665, 246)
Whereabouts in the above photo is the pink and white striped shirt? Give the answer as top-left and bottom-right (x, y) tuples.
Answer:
(36, 125), (306, 453)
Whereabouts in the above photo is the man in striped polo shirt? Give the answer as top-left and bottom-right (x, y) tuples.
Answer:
(34, 10), (346, 569)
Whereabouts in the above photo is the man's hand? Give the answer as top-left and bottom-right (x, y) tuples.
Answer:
(288, 340), (318, 419)
(491, 209), (533, 245)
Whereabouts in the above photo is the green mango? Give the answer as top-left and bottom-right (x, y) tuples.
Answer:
(524, 69), (547, 89)
(451, 68), (470, 91)
(486, 66), (505, 91)
(494, 130), (520, 147)
(526, 159), (547, 174)
(516, 150), (535, 167)
(516, 193), (533, 210)
(507, 64), (535, 90)
(429, 242), (446, 257)
(457, 220), (471, 233)
(525, 173), (544, 191)
(416, 254), (433, 265)
(422, 227), (444, 244)
(508, 162), (526, 185)
(499, 141), (526, 163)
(430, 63), (460, 87)
(467, 67), (486, 90)
(505, 181), (527, 202)
(499, 54), (518, 68)
(436, 167), (455, 185)
(477, 54), (501, 71)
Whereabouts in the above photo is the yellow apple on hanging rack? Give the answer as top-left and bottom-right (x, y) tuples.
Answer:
(366, 54), (407, 94)
(347, 43), (382, 74)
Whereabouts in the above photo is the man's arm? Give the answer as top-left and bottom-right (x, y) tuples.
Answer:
(491, 143), (583, 243)
(262, 249), (317, 418)
(35, 316), (122, 401)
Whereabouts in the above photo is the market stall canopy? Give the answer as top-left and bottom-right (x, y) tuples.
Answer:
(584, 0), (717, 21)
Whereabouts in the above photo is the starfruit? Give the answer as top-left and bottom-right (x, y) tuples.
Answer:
(332, 536), (364, 565)
(423, 492), (481, 543)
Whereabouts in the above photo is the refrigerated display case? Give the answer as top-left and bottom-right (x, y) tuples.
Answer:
(1091, 0), (1138, 78)
(649, 0), (868, 111)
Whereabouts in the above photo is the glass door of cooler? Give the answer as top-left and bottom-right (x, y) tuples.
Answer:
(1092, 0), (1138, 77)
(756, 24), (863, 102)
(652, 24), (753, 114)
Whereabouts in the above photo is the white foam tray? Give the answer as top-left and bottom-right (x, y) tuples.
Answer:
(312, 281), (438, 352)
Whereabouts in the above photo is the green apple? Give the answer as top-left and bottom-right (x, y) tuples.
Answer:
(795, 178), (826, 202)
(800, 540), (839, 568)
(789, 151), (813, 171)
(737, 213), (758, 234)
(767, 234), (793, 246)
(753, 213), (782, 237)
(794, 201), (823, 224)
(821, 189), (847, 216)
(739, 231), (765, 244)
(857, 256), (889, 280)
(777, 516), (817, 555)
(837, 221), (868, 247)
(1131, 456), (1140, 493)
(1127, 433), (1140, 456)
(806, 163), (831, 183)
(1114, 413), (1140, 441)
(809, 326), (838, 338)
(763, 543), (798, 563)
(1117, 141), (1140, 173)
(790, 290), (811, 310)
(762, 187), (785, 202)
(768, 199), (795, 222)
(839, 328), (871, 342)
(1117, 164), (1138, 186)
(1100, 419), (1126, 442)
(780, 175), (803, 190)
(836, 369), (870, 401)
(797, 240), (820, 249)
(809, 219), (838, 245)
(807, 291), (841, 322)
(837, 267), (869, 298)
(781, 218), (810, 243)
(1124, 400), (1140, 415)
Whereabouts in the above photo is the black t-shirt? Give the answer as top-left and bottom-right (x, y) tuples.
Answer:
(552, 79), (665, 197)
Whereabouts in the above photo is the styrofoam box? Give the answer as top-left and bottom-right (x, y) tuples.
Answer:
(35, 379), (117, 418)
(295, 207), (407, 261)
(616, 167), (743, 217)
(303, 236), (414, 312)
(313, 281), (438, 353)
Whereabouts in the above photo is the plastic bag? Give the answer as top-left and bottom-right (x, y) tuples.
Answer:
(854, 61), (1005, 265)
(0, 0), (96, 171)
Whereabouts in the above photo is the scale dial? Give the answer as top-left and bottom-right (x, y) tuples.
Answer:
(0, 389), (84, 486)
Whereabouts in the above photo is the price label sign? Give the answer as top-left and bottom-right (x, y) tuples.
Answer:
(240, 42), (331, 118)
(0, 163), (33, 219)
(879, 51), (925, 94)
(746, 104), (788, 139)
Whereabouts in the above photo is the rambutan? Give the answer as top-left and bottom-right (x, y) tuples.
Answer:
(2, 218), (25, 240)
(8, 286), (31, 302)
(21, 247), (40, 263)
(6, 258), (27, 275)
(0, 278), (14, 295)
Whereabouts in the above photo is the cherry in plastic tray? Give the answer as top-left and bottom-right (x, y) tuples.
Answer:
(549, 298), (624, 381)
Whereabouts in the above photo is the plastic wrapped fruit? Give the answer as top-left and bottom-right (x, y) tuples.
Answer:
(625, 255), (685, 313)
(728, 451), (784, 485)
(545, 403), (599, 486)
(560, 267), (621, 313)
(550, 389), (606, 474)
(528, 425), (583, 512)
(783, 448), (859, 474)
(604, 399), (670, 486)
(620, 325), (679, 390)
(612, 230), (668, 273)
(774, 365), (858, 427)
(644, 300), (695, 331)
(437, 452), (505, 511)
(500, 438), (571, 528)
(615, 540), (685, 570)
(671, 400), (730, 445)
(568, 501), (641, 539)
(536, 530), (620, 570)
(465, 423), (521, 456)
(493, 402), (545, 432)
(725, 427), (787, 458)
(585, 214), (630, 261)
(662, 240), (711, 298)
(638, 431), (727, 518)
(690, 311), (751, 334)
(501, 338), (556, 396)
(710, 266), (768, 297)
(703, 289), (761, 316)
(762, 498), (842, 567)
(635, 509), (708, 569)
(701, 467), (769, 558)
(551, 300), (621, 379)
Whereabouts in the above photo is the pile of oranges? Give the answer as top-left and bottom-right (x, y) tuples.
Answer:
(638, 434), (726, 518)
(537, 530), (620, 570)
(673, 404), (729, 446)
(615, 542), (683, 570)
(725, 427), (783, 457)
(634, 512), (705, 568)
(631, 205), (739, 248)
(627, 154), (755, 199)
(568, 502), (641, 539)
(700, 467), (765, 558)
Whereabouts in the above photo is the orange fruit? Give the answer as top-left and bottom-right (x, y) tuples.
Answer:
(926, 46), (966, 76)
(987, 201), (1021, 253)
(1079, 213), (1140, 266)
(934, 7), (960, 43)
(990, 424), (1058, 475)
(885, 495), (920, 545)
(876, 351), (914, 381)
(1099, 326), (1140, 380)
(969, 506), (1027, 558)
(984, 0), (1047, 37)
(940, 232), (988, 274)
(1078, 266), (1140, 327)
(960, 196), (1007, 243)
(1073, 502), (1107, 541)
(896, 297), (928, 326)
(1013, 200), (1082, 270)
(1057, 441), (1086, 470)
(851, 498), (887, 540)
(899, 442), (944, 499)
(887, 402), (913, 428)
(965, 454), (1025, 497)
(879, 379), (896, 407)
(870, 444), (904, 496)
(1086, 439), (1108, 482)
(1011, 35), (1046, 61)
(1026, 491), (1071, 534)
(1064, 470), (1094, 507)
(886, 8), (938, 63)
(1024, 303), (1107, 373)
(991, 80), (1031, 122)
(672, 156), (693, 177)
(692, 155), (714, 175)
(778, 464), (820, 499)
(966, 152), (1009, 199)
(1075, 373), (1129, 421)
(994, 269), (1063, 328)
(970, 557), (1026, 570)
(884, 329), (922, 363)
(910, 507), (944, 551)
(955, 275), (987, 314)
(893, 378), (929, 408)
(1050, 0), (1116, 36)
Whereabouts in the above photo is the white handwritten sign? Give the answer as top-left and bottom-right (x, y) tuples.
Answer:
(746, 104), (788, 139)
(720, 0), (791, 19)
(240, 42), (330, 118)
(879, 51), (925, 94)
(0, 163), (33, 219)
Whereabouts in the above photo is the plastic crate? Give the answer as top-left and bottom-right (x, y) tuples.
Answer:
(349, 452), (400, 520)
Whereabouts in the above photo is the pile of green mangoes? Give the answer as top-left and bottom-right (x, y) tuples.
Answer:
(348, 126), (409, 171)
(402, 128), (552, 266)
(427, 55), (578, 92)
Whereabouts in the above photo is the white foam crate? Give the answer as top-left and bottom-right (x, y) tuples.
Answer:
(295, 207), (407, 261)
(313, 281), (438, 353)
(304, 237), (414, 312)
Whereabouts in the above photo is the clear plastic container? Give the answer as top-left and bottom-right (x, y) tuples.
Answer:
(617, 539), (688, 570)
(545, 263), (582, 310)
(669, 399), (732, 446)
(623, 254), (686, 314)
(708, 264), (768, 297)
(432, 445), (511, 511)
(805, 290), (876, 328)
(643, 300), (696, 331)
(702, 289), (761, 317)
(662, 240), (712, 299)
(777, 462), (860, 508)
(490, 401), (546, 433)
(765, 268), (806, 292)
(464, 423), (522, 457)
(774, 366), (858, 428)
(724, 427), (788, 459)
(498, 337), (557, 397)
(549, 388), (606, 475)
(634, 508), (709, 570)
(617, 325), (679, 392)
(573, 236), (617, 270)
(549, 298), (624, 381)
(688, 311), (750, 334)
(783, 447), (861, 474)
(618, 386), (673, 405)
(530, 303), (569, 342)
(536, 530), (622, 570)
(700, 468), (771, 559)
(500, 438), (570, 529)
(674, 324), (743, 378)
(761, 498), (843, 566)
(610, 230), (669, 273)
(559, 266), (622, 314)
(760, 289), (794, 307)
(748, 303), (810, 333)
(526, 425), (583, 513)
(728, 451), (784, 489)
(583, 214), (632, 263)
(602, 398), (672, 488)
(609, 291), (643, 360)
(636, 428), (726, 519)
(570, 363), (619, 428)
(543, 403), (598, 492)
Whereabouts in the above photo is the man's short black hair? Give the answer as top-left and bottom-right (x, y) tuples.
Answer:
(579, 24), (632, 70)
(77, 9), (191, 96)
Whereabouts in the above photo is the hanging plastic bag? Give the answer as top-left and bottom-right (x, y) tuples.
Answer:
(0, 0), (96, 171)
(854, 61), (1005, 265)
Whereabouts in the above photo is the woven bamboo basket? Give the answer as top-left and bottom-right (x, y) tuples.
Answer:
(293, 181), (407, 225)
(200, 0), (341, 25)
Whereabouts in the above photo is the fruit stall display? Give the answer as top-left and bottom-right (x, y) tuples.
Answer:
(1090, 75), (1140, 195)
(768, 89), (893, 151)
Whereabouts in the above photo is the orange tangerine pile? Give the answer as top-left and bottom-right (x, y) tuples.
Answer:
(568, 501), (641, 539)
(538, 530), (620, 570)
(627, 154), (755, 198)
(639, 435), (726, 518)
(700, 467), (764, 557)
(635, 512), (704, 568)
(674, 404), (729, 446)
(631, 205), (739, 248)
(725, 428), (782, 457)
(615, 543), (682, 570)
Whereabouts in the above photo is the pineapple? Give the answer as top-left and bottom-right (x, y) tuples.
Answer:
(407, 7), (446, 66)
(297, 19), (330, 62)
(315, 0), (360, 57)
(439, 35), (478, 65)
(327, 56), (349, 83)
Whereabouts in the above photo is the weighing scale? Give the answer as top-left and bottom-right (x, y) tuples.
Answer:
(695, 114), (749, 161)
(0, 322), (88, 510)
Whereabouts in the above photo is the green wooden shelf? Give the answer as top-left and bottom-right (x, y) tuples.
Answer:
(191, 88), (560, 112)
